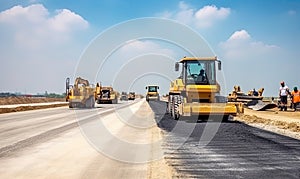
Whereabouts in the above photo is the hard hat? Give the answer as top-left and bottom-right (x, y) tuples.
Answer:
(280, 81), (284, 84)
(294, 86), (298, 91)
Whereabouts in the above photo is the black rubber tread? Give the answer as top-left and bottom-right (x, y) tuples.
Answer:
(172, 95), (180, 120)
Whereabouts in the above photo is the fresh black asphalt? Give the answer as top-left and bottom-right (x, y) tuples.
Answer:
(148, 100), (300, 179)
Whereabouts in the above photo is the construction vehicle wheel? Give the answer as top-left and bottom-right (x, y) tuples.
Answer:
(91, 97), (95, 108)
(169, 95), (173, 117)
(96, 99), (100, 104)
(172, 95), (180, 120)
(85, 98), (90, 108)
(222, 115), (229, 122)
(85, 97), (95, 108)
(113, 99), (118, 104)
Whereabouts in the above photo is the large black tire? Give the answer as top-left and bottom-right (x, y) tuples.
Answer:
(96, 98), (101, 104)
(91, 97), (95, 108)
(172, 95), (180, 120)
(85, 97), (95, 108)
(168, 95), (173, 116)
(222, 115), (229, 122)
(113, 98), (118, 104)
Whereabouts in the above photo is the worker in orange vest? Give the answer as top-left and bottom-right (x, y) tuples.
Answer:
(291, 86), (300, 111)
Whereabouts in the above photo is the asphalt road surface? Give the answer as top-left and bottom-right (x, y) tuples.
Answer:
(1, 99), (300, 178)
(148, 100), (300, 179)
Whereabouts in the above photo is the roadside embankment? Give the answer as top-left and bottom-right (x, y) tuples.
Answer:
(0, 97), (67, 114)
(235, 108), (300, 139)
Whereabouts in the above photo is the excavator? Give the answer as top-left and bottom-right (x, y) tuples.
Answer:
(66, 77), (96, 108)
(167, 56), (243, 120)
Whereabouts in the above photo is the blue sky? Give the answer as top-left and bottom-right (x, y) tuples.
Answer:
(0, 0), (299, 96)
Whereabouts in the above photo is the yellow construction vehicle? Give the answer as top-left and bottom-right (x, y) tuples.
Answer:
(120, 92), (128, 101)
(228, 85), (264, 103)
(146, 85), (160, 102)
(128, 92), (136, 100)
(66, 77), (96, 108)
(96, 86), (118, 104)
(66, 77), (71, 102)
(167, 56), (242, 120)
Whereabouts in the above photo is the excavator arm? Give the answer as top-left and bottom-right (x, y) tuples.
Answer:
(74, 77), (90, 88)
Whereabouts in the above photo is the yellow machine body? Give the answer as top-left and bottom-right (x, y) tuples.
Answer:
(146, 85), (160, 101)
(96, 86), (118, 104)
(128, 92), (136, 100)
(66, 77), (96, 108)
(168, 57), (242, 120)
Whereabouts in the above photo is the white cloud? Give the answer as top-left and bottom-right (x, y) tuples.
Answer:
(157, 1), (231, 28)
(48, 9), (88, 32)
(0, 4), (88, 49)
(219, 30), (280, 59)
(0, 4), (89, 93)
(217, 30), (294, 97)
(195, 5), (230, 28)
(195, 5), (230, 20)
(178, 1), (189, 10)
(120, 40), (175, 58)
(228, 30), (251, 41)
(175, 5), (194, 25)
(0, 4), (48, 24)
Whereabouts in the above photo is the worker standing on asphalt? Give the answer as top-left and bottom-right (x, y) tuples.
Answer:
(291, 86), (300, 111)
(279, 81), (289, 111)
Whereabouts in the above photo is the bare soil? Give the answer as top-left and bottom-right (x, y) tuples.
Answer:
(0, 97), (67, 114)
(0, 104), (67, 114)
(0, 96), (65, 105)
(235, 107), (300, 139)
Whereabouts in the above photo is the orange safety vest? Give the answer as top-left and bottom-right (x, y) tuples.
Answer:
(292, 91), (300, 103)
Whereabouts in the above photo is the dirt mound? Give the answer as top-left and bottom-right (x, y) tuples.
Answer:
(0, 97), (67, 114)
(0, 103), (67, 114)
(238, 114), (300, 133)
(0, 97), (65, 105)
